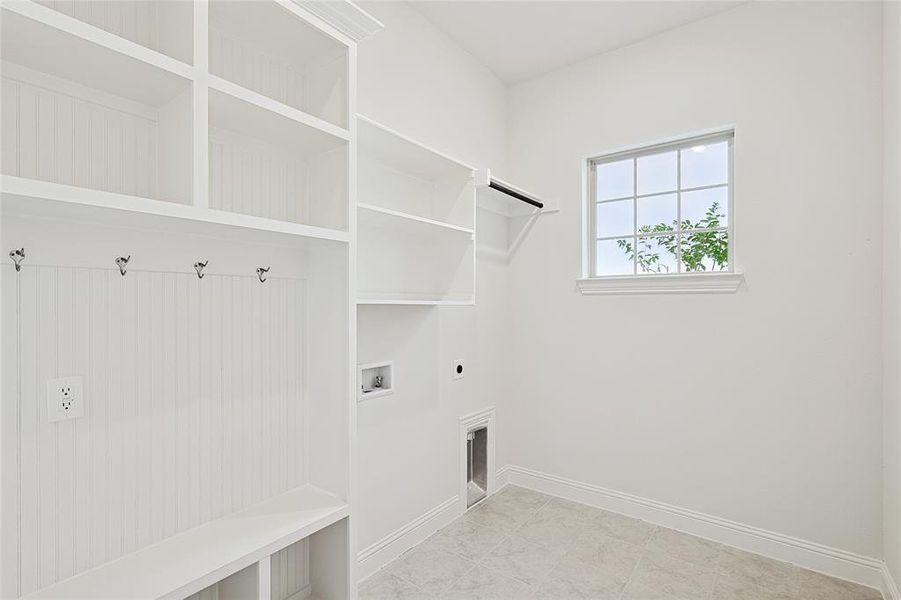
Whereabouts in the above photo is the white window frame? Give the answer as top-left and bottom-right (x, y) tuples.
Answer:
(578, 129), (743, 295)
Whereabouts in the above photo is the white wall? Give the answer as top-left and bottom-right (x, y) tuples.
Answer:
(884, 0), (901, 584)
(355, 0), (508, 562)
(504, 1), (883, 558)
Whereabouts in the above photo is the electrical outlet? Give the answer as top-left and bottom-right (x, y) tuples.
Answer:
(453, 359), (465, 380)
(47, 376), (84, 422)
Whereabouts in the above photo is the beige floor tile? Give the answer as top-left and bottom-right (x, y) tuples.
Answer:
(478, 534), (566, 585)
(517, 507), (584, 549)
(536, 558), (630, 599)
(464, 496), (537, 533)
(388, 540), (475, 594)
(711, 575), (795, 600)
(627, 551), (717, 600)
(369, 488), (883, 600)
(540, 497), (602, 524)
(565, 534), (641, 579)
(717, 547), (799, 596)
(797, 568), (882, 600)
(493, 485), (552, 511)
(646, 527), (724, 567)
(435, 518), (509, 561)
(441, 565), (534, 600)
(359, 571), (430, 600)
(592, 511), (657, 545)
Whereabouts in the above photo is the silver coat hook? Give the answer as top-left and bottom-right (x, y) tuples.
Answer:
(9, 248), (25, 272)
(256, 266), (270, 283)
(194, 260), (208, 279)
(115, 255), (131, 276)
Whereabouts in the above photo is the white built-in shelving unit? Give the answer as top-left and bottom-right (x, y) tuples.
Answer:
(356, 115), (476, 305)
(0, 1), (380, 598)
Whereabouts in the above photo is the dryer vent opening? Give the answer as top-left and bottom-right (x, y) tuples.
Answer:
(466, 427), (488, 508)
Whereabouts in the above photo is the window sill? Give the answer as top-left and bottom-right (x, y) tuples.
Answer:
(576, 272), (744, 295)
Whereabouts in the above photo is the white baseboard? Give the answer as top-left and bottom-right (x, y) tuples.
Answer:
(499, 464), (884, 590)
(356, 495), (461, 582)
(884, 563), (901, 600)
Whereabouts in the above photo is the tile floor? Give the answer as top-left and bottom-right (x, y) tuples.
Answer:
(359, 486), (882, 600)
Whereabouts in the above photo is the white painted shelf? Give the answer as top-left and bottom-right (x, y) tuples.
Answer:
(1, 176), (350, 246)
(356, 296), (476, 306)
(357, 115), (476, 305)
(2, 1), (193, 107)
(209, 76), (350, 146)
(358, 203), (474, 235)
(358, 114), (473, 182)
(22, 485), (348, 600)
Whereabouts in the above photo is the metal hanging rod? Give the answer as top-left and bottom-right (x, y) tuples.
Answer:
(488, 180), (544, 209)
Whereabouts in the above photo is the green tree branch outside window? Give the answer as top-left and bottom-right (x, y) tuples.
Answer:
(616, 201), (728, 273)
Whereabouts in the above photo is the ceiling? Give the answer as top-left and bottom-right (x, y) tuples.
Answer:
(410, 1), (741, 84)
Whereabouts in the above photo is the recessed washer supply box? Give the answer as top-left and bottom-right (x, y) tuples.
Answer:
(359, 361), (394, 401)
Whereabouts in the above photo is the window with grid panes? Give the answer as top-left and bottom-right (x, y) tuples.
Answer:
(589, 131), (733, 277)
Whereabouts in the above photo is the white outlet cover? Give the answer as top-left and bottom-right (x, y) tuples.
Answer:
(453, 359), (465, 380)
(47, 376), (84, 422)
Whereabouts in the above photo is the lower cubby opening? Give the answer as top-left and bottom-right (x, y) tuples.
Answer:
(184, 518), (349, 600)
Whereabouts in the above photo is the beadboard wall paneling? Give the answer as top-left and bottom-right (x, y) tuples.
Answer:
(210, 28), (305, 114)
(3, 265), (306, 597)
(270, 540), (309, 600)
(33, 0), (193, 64)
(35, 0), (160, 52)
(0, 75), (159, 199)
(209, 27), (346, 128)
(209, 128), (309, 224)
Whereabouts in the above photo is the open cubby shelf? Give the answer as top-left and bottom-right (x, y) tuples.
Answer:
(209, 0), (348, 129)
(1, 1), (362, 598)
(1, 0), (353, 243)
(356, 115), (476, 305)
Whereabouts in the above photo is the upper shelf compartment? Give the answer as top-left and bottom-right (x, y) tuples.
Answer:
(208, 86), (349, 232)
(1, 4), (193, 205)
(358, 115), (475, 230)
(32, 0), (193, 65)
(209, 0), (348, 129)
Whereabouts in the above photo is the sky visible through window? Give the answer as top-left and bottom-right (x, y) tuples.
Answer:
(594, 137), (730, 276)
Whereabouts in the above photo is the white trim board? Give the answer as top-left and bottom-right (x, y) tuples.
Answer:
(356, 496), (460, 582)
(497, 464), (884, 591)
(884, 563), (901, 600)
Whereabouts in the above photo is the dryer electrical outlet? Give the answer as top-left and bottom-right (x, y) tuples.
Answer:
(453, 359), (465, 380)
(47, 376), (84, 422)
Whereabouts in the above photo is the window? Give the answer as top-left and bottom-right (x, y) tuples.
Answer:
(585, 131), (736, 289)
